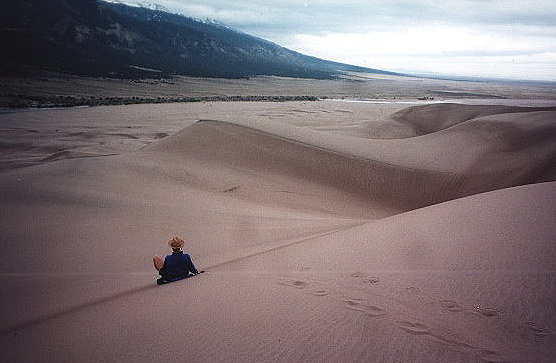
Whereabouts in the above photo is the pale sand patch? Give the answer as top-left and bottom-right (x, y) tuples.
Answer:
(0, 100), (416, 170)
(1, 101), (555, 362)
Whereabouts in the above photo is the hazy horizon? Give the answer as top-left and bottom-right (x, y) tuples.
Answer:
(106, 0), (556, 82)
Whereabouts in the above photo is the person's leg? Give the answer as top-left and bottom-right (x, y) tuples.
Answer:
(153, 255), (164, 271)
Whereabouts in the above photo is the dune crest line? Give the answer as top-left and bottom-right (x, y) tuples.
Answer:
(0, 222), (365, 335)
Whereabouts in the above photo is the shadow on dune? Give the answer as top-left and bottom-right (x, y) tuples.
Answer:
(0, 282), (155, 336)
(146, 104), (556, 211)
(1, 225), (363, 335)
(390, 103), (556, 136)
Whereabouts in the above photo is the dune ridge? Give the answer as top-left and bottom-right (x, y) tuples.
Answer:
(1, 102), (555, 362)
(147, 103), (556, 209)
(389, 103), (556, 136)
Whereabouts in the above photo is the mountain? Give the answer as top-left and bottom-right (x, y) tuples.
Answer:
(107, 1), (172, 13)
(0, 0), (398, 79)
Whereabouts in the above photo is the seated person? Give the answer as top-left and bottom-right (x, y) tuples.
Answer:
(153, 237), (199, 282)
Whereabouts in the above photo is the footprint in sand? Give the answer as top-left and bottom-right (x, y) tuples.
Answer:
(524, 321), (551, 340)
(350, 272), (379, 284)
(479, 349), (506, 362)
(343, 299), (387, 316)
(280, 280), (309, 289)
(440, 300), (462, 312)
(398, 321), (432, 335)
(405, 286), (421, 294)
(473, 306), (498, 317)
(279, 280), (329, 297)
(310, 289), (329, 297)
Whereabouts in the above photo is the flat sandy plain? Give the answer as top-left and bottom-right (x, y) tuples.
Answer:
(1, 74), (556, 362)
(2, 71), (556, 104)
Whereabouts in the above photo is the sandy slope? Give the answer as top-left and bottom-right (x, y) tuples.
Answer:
(1, 102), (555, 362)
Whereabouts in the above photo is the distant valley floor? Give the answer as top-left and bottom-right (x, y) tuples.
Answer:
(2, 72), (556, 108)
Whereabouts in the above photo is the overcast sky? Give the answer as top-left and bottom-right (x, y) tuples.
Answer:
(116, 0), (556, 81)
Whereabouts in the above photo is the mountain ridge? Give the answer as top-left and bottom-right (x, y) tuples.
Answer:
(0, 0), (400, 79)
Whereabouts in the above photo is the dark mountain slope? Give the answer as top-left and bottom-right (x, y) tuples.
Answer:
(0, 0), (398, 79)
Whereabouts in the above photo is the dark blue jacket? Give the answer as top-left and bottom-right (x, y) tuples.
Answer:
(161, 251), (198, 279)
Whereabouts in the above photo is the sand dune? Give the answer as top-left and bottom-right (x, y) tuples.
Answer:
(1, 102), (555, 362)
(389, 103), (556, 136)
(148, 103), (556, 208)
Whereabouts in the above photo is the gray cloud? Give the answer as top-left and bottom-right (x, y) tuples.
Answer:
(123, 1), (556, 39)
(156, 1), (556, 30)
(113, 1), (556, 80)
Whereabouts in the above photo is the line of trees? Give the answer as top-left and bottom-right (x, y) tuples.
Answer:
(2, 94), (320, 108)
